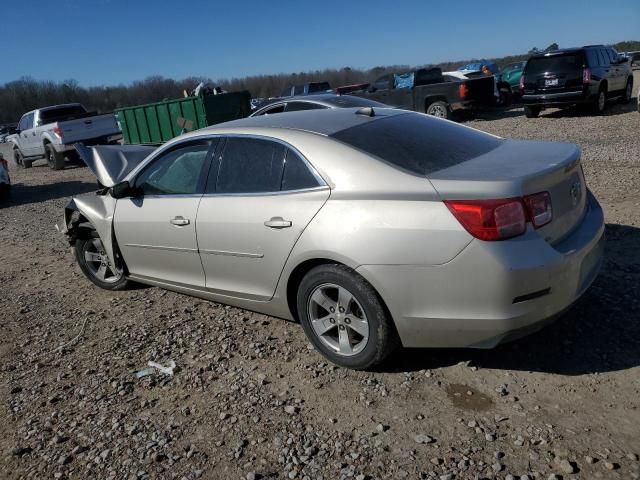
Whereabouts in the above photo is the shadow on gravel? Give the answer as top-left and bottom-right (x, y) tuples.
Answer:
(382, 223), (640, 376)
(540, 98), (638, 118)
(0, 180), (97, 208)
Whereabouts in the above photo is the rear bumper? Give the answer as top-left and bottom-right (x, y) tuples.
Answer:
(522, 88), (593, 107)
(357, 191), (605, 348)
(59, 133), (122, 148)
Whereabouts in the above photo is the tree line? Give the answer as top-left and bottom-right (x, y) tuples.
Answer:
(1, 40), (637, 125)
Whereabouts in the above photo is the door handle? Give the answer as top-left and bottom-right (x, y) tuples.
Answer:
(264, 216), (292, 229)
(170, 216), (190, 226)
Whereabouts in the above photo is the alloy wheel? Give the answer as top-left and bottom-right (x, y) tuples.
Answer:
(82, 238), (122, 284)
(428, 104), (447, 118)
(306, 283), (370, 356)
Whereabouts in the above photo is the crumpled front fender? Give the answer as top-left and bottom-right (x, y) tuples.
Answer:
(57, 192), (117, 267)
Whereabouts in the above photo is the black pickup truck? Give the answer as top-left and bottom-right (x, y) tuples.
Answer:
(347, 68), (495, 119)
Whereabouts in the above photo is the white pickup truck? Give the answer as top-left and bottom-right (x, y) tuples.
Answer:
(10, 104), (122, 170)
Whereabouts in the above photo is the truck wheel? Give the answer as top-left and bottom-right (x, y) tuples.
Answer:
(524, 106), (541, 118)
(621, 78), (633, 104)
(498, 87), (512, 107)
(426, 101), (451, 119)
(591, 86), (607, 114)
(14, 148), (32, 168)
(46, 144), (66, 170)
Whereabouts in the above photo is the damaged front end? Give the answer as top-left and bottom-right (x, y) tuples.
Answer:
(55, 191), (122, 272)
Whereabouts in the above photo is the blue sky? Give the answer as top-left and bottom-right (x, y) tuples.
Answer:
(3, 0), (639, 86)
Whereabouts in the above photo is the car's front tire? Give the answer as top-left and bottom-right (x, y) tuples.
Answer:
(297, 264), (399, 370)
(75, 233), (129, 290)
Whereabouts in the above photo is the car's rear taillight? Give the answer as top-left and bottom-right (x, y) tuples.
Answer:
(445, 192), (553, 241)
(519, 75), (525, 91)
(53, 127), (63, 138)
(583, 68), (592, 84)
(523, 191), (552, 228)
(458, 83), (469, 99)
(444, 198), (526, 241)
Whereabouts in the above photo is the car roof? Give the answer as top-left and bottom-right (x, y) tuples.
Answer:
(199, 107), (408, 137)
(530, 45), (608, 58)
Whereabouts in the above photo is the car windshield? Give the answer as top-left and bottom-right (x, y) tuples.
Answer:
(330, 112), (503, 176)
(40, 105), (88, 123)
(526, 53), (585, 76)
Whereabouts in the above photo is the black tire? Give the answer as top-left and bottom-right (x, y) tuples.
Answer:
(297, 264), (399, 370)
(425, 100), (451, 120)
(14, 148), (31, 168)
(74, 233), (130, 291)
(498, 85), (512, 107)
(46, 144), (66, 170)
(621, 78), (633, 104)
(524, 105), (541, 118)
(592, 85), (607, 114)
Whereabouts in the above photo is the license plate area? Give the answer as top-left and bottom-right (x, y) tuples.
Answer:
(545, 78), (559, 87)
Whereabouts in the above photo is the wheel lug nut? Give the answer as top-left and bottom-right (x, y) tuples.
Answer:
(339, 307), (345, 313)
(329, 318), (335, 324)
(345, 318), (351, 324)
(339, 325), (345, 330)
(330, 307), (335, 313)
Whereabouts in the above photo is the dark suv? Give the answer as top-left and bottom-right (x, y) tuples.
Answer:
(520, 45), (634, 117)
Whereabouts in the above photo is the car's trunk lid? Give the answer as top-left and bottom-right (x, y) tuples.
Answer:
(523, 52), (586, 94)
(75, 144), (157, 187)
(428, 139), (587, 244)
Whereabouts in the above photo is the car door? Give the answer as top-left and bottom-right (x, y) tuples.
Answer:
(114, 139), (215, 287)
(19, 113), (35, 156)
(606, 48), (622, 91)
(196, 136), (330, 301)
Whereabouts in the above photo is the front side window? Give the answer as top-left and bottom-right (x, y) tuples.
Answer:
(215, 138), (286, 194)
(24, 113), (34, 130)
(18, 115), (28, 131)
(135, 141), (211, 195)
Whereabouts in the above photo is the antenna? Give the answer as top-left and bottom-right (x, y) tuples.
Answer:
(355, 107), (375, 117)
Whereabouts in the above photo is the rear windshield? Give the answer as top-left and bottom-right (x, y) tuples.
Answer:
(323, 96), (387, 108)
(525, 53), (585, 76)
(330, 112), (502, 176)
(40, 105), (88, 123)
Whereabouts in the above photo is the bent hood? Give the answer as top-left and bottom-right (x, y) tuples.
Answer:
(75, 144), (157, 187)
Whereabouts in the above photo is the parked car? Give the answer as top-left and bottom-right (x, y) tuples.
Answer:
(520, 45), (634, 117)
(0, 125), (17, 143)
(280, 82), (332, 97)
(59, 107), (604, 370)
(623, 51), (640, 70)
(349, 68), (495, 119)
(501, 61), (526, 93)
(10, 104), (122, 170)
(0, 153), (10, 198)
(250, 93), (388, 116)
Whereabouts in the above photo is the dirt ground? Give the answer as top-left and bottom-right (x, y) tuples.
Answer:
(1, 80), (639, 480)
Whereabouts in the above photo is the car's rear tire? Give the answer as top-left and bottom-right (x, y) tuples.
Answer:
(524, 105), (541, 118)
(46, 144), (66, 170)
(621, 78), (633, 104)
(75, 233), (130, 291)
(592, 85), (607, 114)
(296, 264), (399, 370)
(426, 101), (451, 119)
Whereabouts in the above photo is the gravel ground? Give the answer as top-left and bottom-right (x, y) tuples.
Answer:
(1, 76), (639, 480)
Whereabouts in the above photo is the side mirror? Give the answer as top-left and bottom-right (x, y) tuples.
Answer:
(110, 180), (140, 199)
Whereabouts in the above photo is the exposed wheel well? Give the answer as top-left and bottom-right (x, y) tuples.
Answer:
(424, 96), (448, 110)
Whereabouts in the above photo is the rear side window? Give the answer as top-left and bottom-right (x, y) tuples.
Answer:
(525, 53), (585, 76)
(586, 49), (599, 67)
(330, 113), (502, 176)
(281, 149), (320, 190)
(285, 102), (327, 112)
(215, 138), (285, 193)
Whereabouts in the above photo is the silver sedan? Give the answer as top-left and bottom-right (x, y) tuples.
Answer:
(59, 108), (604, 369)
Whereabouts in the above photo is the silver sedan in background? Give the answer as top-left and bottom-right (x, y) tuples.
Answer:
(59, 108), (604, 369)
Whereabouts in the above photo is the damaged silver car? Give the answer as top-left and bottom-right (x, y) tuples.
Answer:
(59, 108), (604, 369)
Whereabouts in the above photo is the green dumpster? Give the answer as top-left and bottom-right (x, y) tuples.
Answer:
(116, 91), (251, 144)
